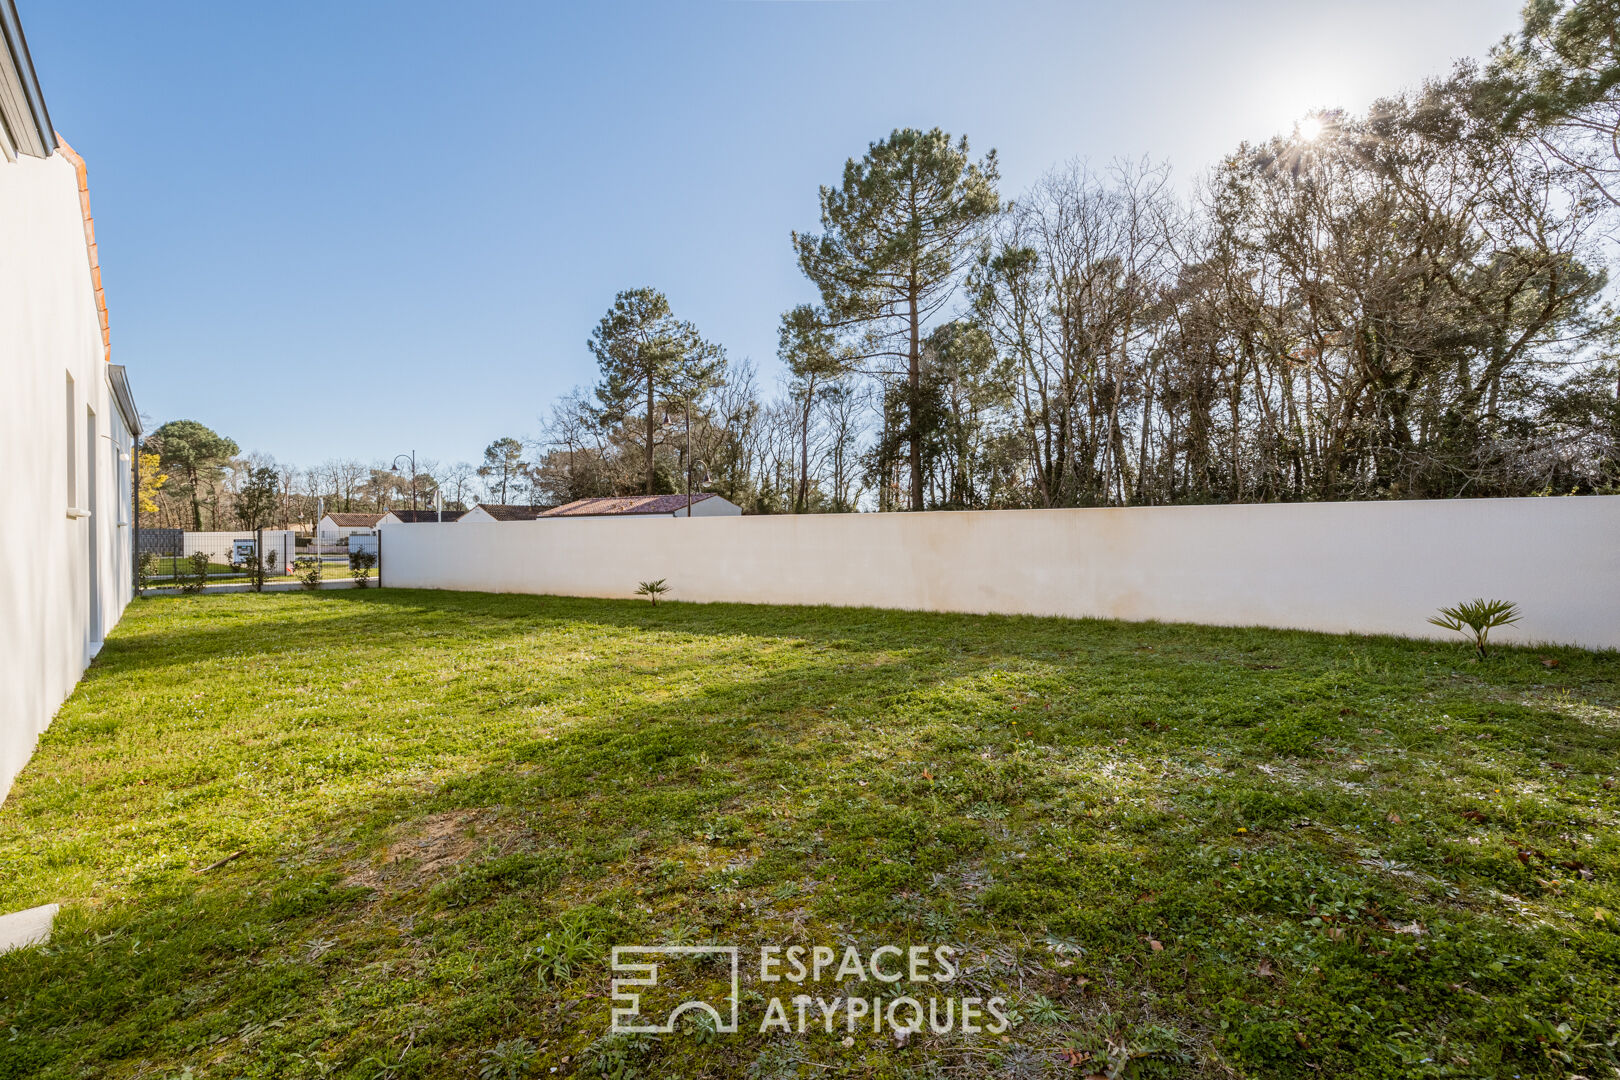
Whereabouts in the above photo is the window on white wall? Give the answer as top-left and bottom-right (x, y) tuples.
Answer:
(65, 373), (77, 509)
(117, 439), (130, 526)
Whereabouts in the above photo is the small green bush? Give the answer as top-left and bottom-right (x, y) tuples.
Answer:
(295, 557), (323, 590)
(180, 551), (210, 594)
(240, 546), (272, 592)
(349, 550), (377, 587)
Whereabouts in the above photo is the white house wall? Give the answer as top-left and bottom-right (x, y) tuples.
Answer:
(380, 497), (1620, 651)
(683, 497), (741, 518)
(0, 149), (133, 803)
(317, 520), (375, 540)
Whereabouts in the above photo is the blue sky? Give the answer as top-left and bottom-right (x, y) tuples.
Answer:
(24, 0), (1525, 470)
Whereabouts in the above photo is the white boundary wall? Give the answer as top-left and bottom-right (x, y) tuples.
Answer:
(380, 496), (1620, 651)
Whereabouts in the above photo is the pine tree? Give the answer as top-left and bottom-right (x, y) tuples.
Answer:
(794, 129), (999, 510)
(589, 288), (723, 495)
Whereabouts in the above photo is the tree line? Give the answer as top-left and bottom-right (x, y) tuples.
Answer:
(137, 423), (502, 531)
(144, 0), (1619, 526)
(530, 3), (1618, 512)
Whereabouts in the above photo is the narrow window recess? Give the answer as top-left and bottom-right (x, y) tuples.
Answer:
(64, 372), (88, 518)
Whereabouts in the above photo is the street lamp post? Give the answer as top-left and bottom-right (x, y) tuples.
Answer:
(683, 393), (693, 516)
(663, 383), (713, 517)
(687, 460), (710, 517)
(390, 451), (418, 512)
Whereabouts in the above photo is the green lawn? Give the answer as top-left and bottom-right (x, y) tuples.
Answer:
(0, 591), (1616, 1079)
(144, 556), (240, 578)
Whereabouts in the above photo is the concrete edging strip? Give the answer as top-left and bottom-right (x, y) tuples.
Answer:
(0, 902), (58, 953)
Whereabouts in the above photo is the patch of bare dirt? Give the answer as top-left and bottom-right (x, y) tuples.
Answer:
(342, 811), (489, 895)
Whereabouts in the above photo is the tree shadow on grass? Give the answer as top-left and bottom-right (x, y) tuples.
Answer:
(0, 633), (1067, 1076)
(3, 589), (1617, 1077)
(100, 589), (1620, 765)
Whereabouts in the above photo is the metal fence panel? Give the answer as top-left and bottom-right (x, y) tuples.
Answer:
(138, 530), (301, 592)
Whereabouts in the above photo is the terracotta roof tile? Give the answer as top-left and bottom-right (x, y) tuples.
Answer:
(53, 138), (109, 363)
(386, 509), (467, 523)
(324, 512), (385, 527)
(473, 504), (553, 521)
(541, 493), (720, 517)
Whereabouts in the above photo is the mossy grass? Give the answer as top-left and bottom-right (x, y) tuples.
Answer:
(0, 590), (1615, 1078)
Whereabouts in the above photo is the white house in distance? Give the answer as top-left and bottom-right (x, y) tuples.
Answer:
(0, 0), (139, 803)
(316, 511), (384, 545)
(461, 503), (552, 523)
(539, 493), (742, 519)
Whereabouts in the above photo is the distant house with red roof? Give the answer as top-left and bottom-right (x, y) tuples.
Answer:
(461, 503), (553, 523)
(316, 511), (385, 545)
(379, 508), (467, 525)
(539, 493), (741, 519)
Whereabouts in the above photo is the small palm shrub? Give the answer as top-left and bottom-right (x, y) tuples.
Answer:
(635, 578), (670, 606)
(1428, 598), (1521, 659)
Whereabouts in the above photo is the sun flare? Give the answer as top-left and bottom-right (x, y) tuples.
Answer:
(1297, 115), (1325, 142)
